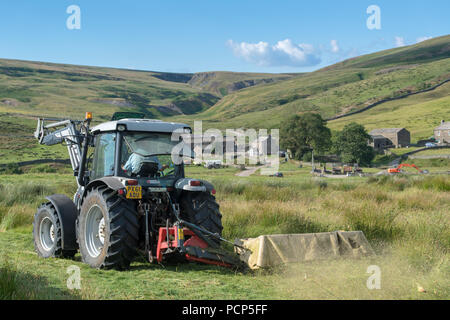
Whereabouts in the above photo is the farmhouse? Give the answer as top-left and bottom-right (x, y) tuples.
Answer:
(249, 134), (279, 156)
(434, 120), (450, 144)
(190, 134), (237, 156)
(369, 128), (410, 148)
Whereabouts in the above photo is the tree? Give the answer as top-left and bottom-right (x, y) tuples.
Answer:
(332, 122), (375, 166)
(280, 112), (331, 160)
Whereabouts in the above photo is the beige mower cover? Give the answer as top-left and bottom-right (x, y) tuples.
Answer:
(235, 231), (374, 269)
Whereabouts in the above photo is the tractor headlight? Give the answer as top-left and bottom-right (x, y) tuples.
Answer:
(117, 124), (127, 132)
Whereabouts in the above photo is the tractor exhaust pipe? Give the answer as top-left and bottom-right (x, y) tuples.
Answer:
(77, 116), (92, 186)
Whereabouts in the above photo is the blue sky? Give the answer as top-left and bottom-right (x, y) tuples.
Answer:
(0, 0), (448, 73)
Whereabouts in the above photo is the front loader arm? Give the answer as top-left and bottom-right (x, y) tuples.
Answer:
(34, 117), (87, 176)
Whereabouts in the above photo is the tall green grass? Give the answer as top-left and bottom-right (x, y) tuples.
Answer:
(0, 173), (448, 299)
(0, 181), (75, 232)
(214, 175), (449, 273)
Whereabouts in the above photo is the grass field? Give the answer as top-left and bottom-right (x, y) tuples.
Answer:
(1, 162), (448, 300)
(406, 148), (450, 156)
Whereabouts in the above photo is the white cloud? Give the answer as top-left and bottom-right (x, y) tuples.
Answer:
(416, 36), (432, 43)
(330, 40), (339, 53)
(227, 39), (321, 67)
(395, 36), (405, 47)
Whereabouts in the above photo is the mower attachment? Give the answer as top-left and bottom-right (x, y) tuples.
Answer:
(156, 226), (243, 268)
(235, 231), (374, 269)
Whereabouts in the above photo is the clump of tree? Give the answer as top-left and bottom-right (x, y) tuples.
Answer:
(332, 122), (375, 166)
(281, 112), (331, 160)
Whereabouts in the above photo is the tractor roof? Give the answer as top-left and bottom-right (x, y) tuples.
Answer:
(91, 118), (191, 134)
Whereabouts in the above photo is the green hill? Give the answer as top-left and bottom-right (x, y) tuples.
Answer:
(0, 60), (293, 164)
(1, 35), (450, 165)
(167, 35), (450, 130)
(328, 81), (450, 143)
(0, 59), (291, 121)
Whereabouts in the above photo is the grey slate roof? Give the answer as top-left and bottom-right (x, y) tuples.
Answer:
(369, 128), (405, 135)
(371, 135), (389, 140)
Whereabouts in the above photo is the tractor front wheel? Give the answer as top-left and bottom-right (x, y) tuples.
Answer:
(78, 187), (139, 270)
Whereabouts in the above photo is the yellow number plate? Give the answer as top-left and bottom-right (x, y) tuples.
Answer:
(126, 186), (142, 199)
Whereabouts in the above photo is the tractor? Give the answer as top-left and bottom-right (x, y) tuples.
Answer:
(32, 112), (241, 270)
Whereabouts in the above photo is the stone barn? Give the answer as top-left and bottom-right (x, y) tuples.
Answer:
(369, 128), (410, 148)
(370, 135), (393, 150)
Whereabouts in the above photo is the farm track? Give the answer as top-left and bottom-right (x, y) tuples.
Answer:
(235, 166), (262, 177)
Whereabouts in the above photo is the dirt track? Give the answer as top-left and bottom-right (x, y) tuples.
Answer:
(235, 166), (262, 177)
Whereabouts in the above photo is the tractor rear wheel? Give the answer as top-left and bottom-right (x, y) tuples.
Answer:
(180, 192), (223, 244)
(33, 203), (76, 259)
(78, 186), (139, 270)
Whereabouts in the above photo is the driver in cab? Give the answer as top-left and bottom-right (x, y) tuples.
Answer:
(122, 153), (169, 175)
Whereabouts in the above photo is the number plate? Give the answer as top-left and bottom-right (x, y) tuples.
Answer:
(126, 186), (142, 199)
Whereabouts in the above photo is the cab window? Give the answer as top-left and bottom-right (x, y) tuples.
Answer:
(92, 133), (116, 179)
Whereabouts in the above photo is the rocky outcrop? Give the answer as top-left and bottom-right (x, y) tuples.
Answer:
(188, 72), (291, 96)
(1, 99), (19, 107)
(154, 103), (184, 115)
(152, 72), (193, 83)
(91, 99), (136, 107)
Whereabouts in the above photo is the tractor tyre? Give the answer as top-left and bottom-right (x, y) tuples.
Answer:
(33, 203), (76, 259)
(180, 192), (223, 244)
(78, 186), (139, 270)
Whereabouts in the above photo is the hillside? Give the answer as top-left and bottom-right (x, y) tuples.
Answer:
(0, 60), (292, 164)
(168, 35), (450, 130)
(0, 59), (291, 121)
(328, 81), (450, 142)
(188, 71), (295, 96)
(1, 36), (450, 165)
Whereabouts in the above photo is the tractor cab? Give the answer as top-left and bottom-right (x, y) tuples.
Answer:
(88, 118), (193, 185)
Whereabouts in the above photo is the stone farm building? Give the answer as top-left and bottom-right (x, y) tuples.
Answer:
(190, 134), (237, 157)
(369, 128), (411, 149)
(434, 120), (450, 144)
(249, 135), (279, 157)
(370, 135), (392, 150)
